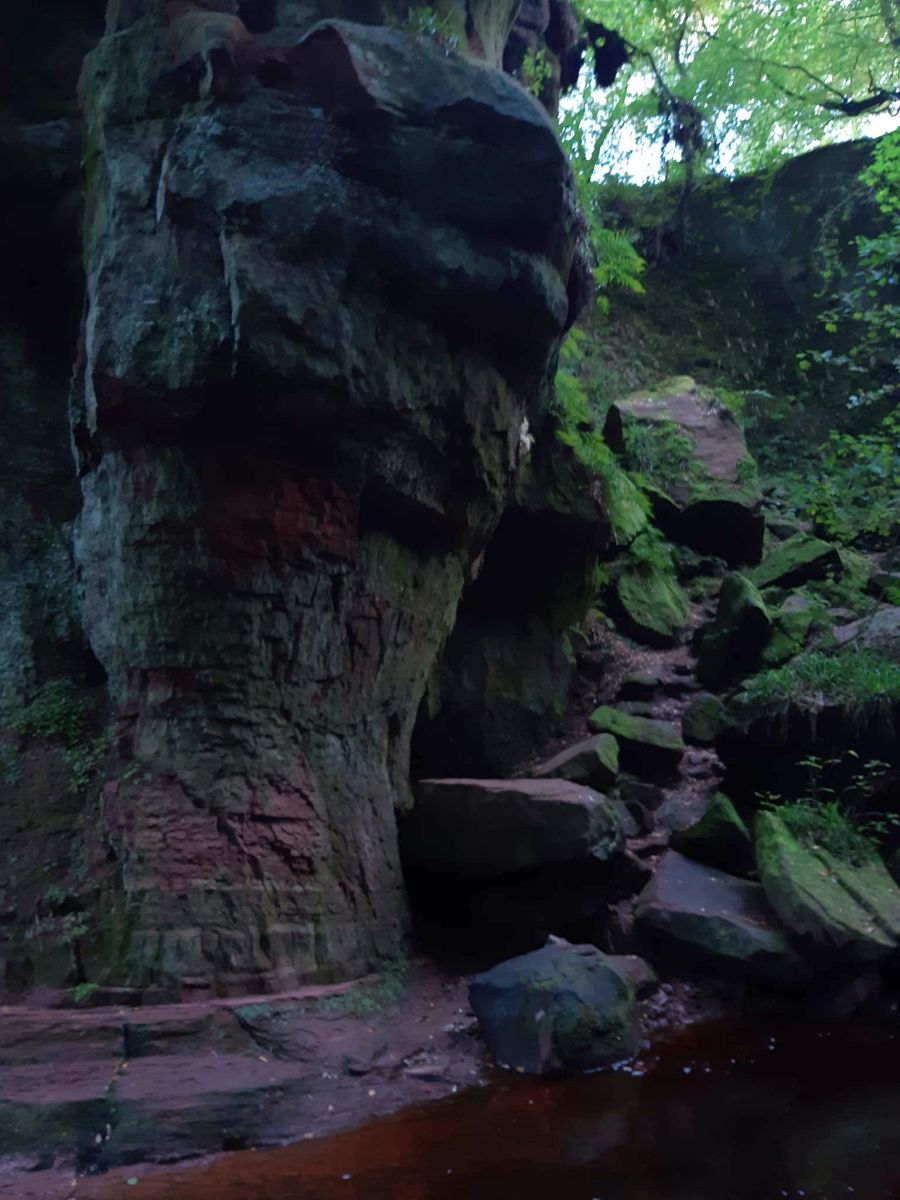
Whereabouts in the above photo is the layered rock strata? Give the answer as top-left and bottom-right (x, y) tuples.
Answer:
(65, 6), (586, 991)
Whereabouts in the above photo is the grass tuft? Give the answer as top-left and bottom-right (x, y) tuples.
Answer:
(739, 649), (900, 715)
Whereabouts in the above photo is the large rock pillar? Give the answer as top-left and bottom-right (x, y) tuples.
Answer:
(72, 9), (585, 991)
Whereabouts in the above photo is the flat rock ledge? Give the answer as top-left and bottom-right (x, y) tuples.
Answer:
(403, 778), (624, 876)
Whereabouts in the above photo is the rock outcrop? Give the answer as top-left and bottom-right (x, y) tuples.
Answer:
(410, 420), (608, 777)
(2, 2), (588, 995)
(604, 376), (764, 566)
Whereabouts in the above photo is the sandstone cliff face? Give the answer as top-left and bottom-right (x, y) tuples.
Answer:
(28, 3), (587, 994)
(0, 5), (108, 993)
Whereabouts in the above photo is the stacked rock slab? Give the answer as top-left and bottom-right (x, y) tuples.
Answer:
(635, 850), (806, 983)
(589, 706), (684, 780)
(530, 733), (619, 791)
(604, 377), (764, 566)
(70, 9), (585, 991)
(404, 779), (624, 875)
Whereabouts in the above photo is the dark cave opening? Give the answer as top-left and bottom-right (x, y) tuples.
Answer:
(410, 502), (598, 781)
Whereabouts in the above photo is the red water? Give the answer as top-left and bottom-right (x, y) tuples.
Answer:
(88, 1018), (900, 1200)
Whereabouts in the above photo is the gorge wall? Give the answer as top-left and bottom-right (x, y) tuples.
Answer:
(1, 0), (591, 995)
(3, 1), (882, 1003)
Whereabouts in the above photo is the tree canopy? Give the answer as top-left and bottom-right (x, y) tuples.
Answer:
(568, 0), (900, 179)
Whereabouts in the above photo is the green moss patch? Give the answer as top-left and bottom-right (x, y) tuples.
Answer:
(589, 706), (684, 779)
(738, 649), (900, 716)
(672, 793), (753, 876)
(612, 531), (688, 647)
(752, 533), (842, 590)
(755, 811), (900, 961)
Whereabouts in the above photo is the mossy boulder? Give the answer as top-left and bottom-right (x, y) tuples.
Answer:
(469, 943), (639, 1074)
(761, 590), (826, 667)
(635, 850), (806, 982)
(671, 793), (753, 876)
(754, 811), (900, 962)
(752, 533), (842, 591)
(605, 378), (764, 566)
(613, 532), (689, 648)
(531, 733), (619, 792)
(697, 572), (771, 687)
(588, 706), (684, 780)
(682, 692), (728, 744)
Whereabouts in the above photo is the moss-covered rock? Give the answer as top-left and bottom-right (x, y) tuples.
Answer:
(531, 733), (619, 792)
(754, 811), (900, 962)
(605, 378), (764, 566)
(761, 590), (827, 667)
(671, 793), (753, 876)
(588, 706), (684, 780)
(469, 943), (638, 1074)
(752, 533), (842, 591)
(613, 532), (689, 648)
(682, 692), (728, 744)
(697, 572), (771, 687)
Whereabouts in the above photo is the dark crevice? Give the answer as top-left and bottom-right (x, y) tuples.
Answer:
(357, 479), (459, 556)
(460, 509), (593, 620)
(238, 0), (277, 34)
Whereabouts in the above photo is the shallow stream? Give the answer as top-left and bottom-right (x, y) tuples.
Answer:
(89, 1017), (900, 1199)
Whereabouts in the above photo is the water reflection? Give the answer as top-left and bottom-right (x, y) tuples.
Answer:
(86, 1019), (900, 1200)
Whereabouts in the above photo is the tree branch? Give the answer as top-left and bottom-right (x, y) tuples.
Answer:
(763, 71), (900, 116)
